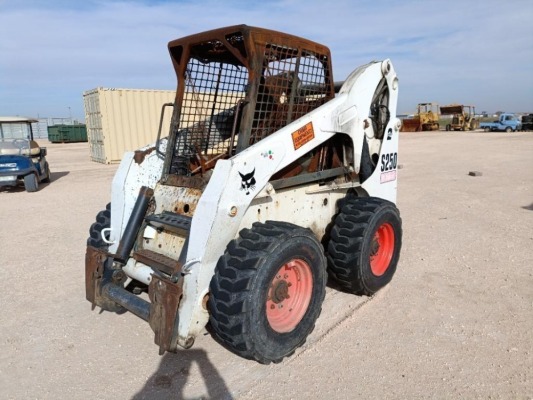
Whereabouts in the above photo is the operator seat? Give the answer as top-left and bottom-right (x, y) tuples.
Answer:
(27, 140), (41, 156)
(0, 140), (40, 156)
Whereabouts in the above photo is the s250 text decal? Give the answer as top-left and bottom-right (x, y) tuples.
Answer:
(380, 152), (397, 183)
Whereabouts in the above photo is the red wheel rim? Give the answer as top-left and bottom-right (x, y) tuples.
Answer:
(266, 259), (313, 333)
(370, 222), (395, 276)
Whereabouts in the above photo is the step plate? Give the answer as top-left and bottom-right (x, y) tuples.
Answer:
(145, 211), (192, 236)
(133, 249), (180, 276)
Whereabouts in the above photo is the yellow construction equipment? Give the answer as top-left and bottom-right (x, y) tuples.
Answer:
(401, 103), (440, 132)
(440, 104), (479, 131)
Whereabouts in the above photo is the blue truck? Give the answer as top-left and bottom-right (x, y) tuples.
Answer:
(0, 117), (51, 192)
(480, 113), (522, 132)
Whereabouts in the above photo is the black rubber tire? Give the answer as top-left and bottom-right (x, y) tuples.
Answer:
(327, 196), (402, 296)
(23, 173), (38, 192)
(87, 203), (111, 248)
(86, 204), (145, 302)
(209, 221), (327, 364)
(446, 124), (451, 131)
(505, 127), (512, 133)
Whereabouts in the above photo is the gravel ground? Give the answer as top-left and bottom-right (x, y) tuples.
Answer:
(0, 130), (532, 400)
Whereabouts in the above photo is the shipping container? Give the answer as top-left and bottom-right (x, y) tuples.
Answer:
(83, 88), (175, 164)
(48, 124), (87, 143)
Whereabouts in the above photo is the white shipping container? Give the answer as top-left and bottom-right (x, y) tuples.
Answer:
(83, 87), (176, 164)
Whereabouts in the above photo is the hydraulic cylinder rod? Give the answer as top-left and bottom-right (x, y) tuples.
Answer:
(115, 186), (154, 264)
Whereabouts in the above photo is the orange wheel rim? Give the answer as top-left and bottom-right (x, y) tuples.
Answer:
(266, 259), (313, 333)
(370, 222), (395, 276)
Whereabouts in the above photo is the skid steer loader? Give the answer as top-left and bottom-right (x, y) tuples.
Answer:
(85, 25), (403, 364)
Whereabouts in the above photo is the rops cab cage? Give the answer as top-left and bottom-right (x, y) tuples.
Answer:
(160, 26), (335, 184)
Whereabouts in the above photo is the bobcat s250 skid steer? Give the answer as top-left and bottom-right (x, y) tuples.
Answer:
(85, 25), (402, 364)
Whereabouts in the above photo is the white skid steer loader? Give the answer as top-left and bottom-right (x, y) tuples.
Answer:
(86, 25), (402, 364)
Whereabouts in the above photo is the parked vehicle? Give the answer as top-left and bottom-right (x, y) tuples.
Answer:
(519, 114), (533, 131)
(480, 113), (522, 132)
(401, 102), (440, 132)
(0, 117), (51, 192)
(440, 104), (479, 131)
(85, 25), (403, 364)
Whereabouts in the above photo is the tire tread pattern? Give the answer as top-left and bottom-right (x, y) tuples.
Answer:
(23, 173), (38, 192)
(327, 197), (401, 296)
(87, 203), (111, 248)
(209, 220), (324, 364)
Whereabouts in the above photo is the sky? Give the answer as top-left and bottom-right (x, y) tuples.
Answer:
(1, 0), (532, 121)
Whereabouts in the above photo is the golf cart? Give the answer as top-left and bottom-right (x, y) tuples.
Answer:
(0, 117), (50, 192)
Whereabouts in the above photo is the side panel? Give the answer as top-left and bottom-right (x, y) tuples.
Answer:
(239, 184), (348, 239)
(361, 121), (400, 203)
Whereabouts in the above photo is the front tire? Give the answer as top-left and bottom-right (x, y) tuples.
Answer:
(327, 197), (402, 296)
(209, 221), (327, 364)
(23, 173), (38, 192)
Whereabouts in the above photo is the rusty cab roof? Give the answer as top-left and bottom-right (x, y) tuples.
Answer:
(166, 24), (332, 74)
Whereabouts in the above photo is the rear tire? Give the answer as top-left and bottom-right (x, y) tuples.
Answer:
(23, 173), (38, 192)
(327, 197), (402, 295)
(505, 127), (512, 133)
(209, 221), (327, 364)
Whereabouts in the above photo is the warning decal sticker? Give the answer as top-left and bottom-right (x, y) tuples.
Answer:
(291, 122), (315, 150)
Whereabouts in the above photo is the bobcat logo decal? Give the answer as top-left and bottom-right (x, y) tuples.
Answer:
(239, 169), (256, 195)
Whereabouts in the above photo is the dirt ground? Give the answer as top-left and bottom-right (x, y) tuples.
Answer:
(1, 131), (532, 400)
